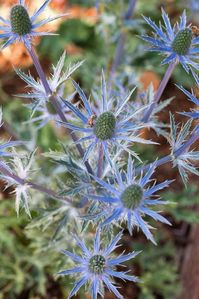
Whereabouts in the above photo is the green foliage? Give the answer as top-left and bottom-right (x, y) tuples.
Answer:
(39, 19), (105, 88)
(0, 201), (50, 298)
(0, 199), (78, 299)
(134, 240), (180, 299)
(132, 185), (199, 299)
(37, 123), (60, 151)
(4, 98), (62, 151)
(165, 185), (199, 224)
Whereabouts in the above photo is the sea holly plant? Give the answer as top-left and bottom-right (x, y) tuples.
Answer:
(15, 53), (83, 129)
(0, 0), (65, 49)
(1, 1), (199, 299)
(142, 9), (199, 72)
(60, 76), (156, 166)
(88, 157), (172, 245)
(59, 231), (139, 299)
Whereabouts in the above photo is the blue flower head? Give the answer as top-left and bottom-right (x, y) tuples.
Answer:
(142, 9), (199, 72)
(89, 157), (172, 244)
(15, 53), (83, 129)
(61, 73), (154, 162)
(0, 0), (64, 49)
(58, 230), (139, 299)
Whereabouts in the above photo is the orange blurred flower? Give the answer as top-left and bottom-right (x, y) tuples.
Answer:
(67, 6), (98, 24)
(140, 71), (160, 92)
(65, 43), (83, 55)
(0, 1), (98, 71)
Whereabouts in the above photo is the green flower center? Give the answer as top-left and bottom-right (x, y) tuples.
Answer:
(10, 5), (32, 36)
(94, 112), (116, 140)
(89, 255), (106, 274)
(121, 184), (143, 210)
(172, 28), (192, 55)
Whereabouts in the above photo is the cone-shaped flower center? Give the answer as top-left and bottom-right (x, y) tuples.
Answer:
(10, 5), (32, 36)
(89, 255), (106, 274)
(121, 184), (143, 209)
(94, 112), (116, 140)
(172, 28), (192, 55)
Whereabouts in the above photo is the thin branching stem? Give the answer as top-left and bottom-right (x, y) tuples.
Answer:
(174, 125), (199, 156)
(27, 46), (93, 175)
(0, 163), (72, 204)
(142, 62), (176, 122)
(97, 144), (104, 178)
(108, 0), (137, 89)
(136, 126), (199, 174)
(97, 0), (137, 179)
(133, 63), (176, 154)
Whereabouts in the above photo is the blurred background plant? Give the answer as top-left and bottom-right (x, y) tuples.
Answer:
(1, 0), (199, 298)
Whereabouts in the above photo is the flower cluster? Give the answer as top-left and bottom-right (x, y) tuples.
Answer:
(0, 2), (199, 299)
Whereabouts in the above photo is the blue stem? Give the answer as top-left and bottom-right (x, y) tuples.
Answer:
(96, 0), (137, 180)
(97, 144), (104, 178)
(108, 0), (137, 89)
(0, 163), (72, 204)
(136, 126), (199, 174)
(125, 0), (137, 19)
(174, 125), (199, 157)
(142, 62), (176, 123)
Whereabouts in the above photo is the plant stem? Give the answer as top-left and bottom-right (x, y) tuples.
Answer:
(0, 163), (72, 204)
(174, 125), (199, 156)
(136, 126), (199, 174)
(125, 0), (137, 19)
(99, 0), (136, 178)
(108, 0), (137, 89)
(27, 46), (93, 175)
(28, 46), (51, 95)
(142, 62), (176, 122)
(97, 144), (104, 178)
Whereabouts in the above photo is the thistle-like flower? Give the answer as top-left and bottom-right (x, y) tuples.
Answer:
(58, 231), (139, 299)
(126, 84), (173, 139)
(16, 52), (83, 102)
(89, 157), (172, 244)
(15, 53), (83, 128)
(60, 73), (155, 162)
(169, 114), (199, 185)
(142, 9), (199, 72)
(0, 0), (64, 49)
(2, 151), (36, 217)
